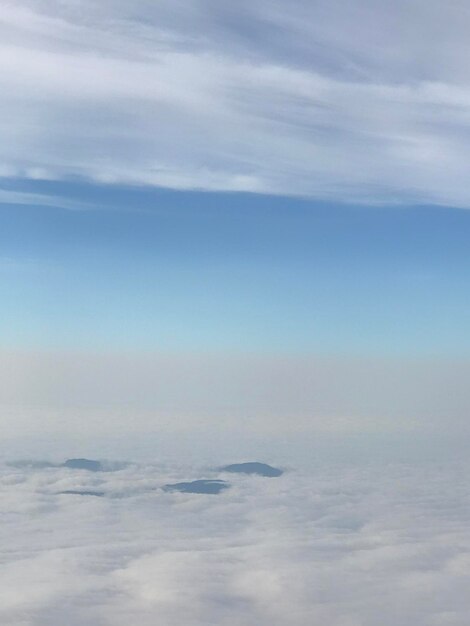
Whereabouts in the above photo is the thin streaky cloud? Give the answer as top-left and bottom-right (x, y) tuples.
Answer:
(3, 1), (470, 205)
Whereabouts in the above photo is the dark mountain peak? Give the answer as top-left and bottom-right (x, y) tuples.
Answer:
(7, 460), (57, 469)
(220, 462), (283, 477)
(63, 458), (102, 472)
(59, 490), (105, 497)
(163, 479), (229, 494)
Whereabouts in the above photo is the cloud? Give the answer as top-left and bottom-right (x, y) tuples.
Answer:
(2, 1), (470, 205)
(1, 459), (470, 625)
(0, 188), (92, 210)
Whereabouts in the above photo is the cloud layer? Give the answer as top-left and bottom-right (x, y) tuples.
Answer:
(3, 1), (470, 205)
(2, 458), (470, 625)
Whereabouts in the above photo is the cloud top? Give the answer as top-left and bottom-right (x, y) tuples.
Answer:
(2, 458), (470, 625)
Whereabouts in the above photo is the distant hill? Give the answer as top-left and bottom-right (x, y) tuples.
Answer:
(7, 460), (57, 469)
(220, 462), (283, 477)
(163, 479), (229, 494)
(63, 458), (102, 472)
(58, 490), (105, 497)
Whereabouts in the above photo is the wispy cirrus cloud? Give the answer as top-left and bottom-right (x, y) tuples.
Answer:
(3, 1), (470, 205)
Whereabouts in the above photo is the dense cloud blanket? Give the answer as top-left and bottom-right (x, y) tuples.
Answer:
(1, 460), (470, 625)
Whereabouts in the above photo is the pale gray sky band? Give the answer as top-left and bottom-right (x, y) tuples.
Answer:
(2, 349), (469, 440)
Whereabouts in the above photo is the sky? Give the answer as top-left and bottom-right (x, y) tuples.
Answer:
(1, 0), (470, 450)
(4, 4), (470, 626)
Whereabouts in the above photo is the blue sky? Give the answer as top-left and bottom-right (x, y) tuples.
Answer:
(1, 178), (469, 356)
(1, 0), (470, 440)
(4, 7), (470, 623)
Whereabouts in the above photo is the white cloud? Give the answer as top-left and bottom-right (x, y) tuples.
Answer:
(1, 459), (470, 625)
(2, 1), (470, 205)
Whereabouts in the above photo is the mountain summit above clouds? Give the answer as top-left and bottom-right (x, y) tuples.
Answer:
(220, 462), (283, 477)
(163, 479), (230, 495)
(63, 458), (103, 472)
